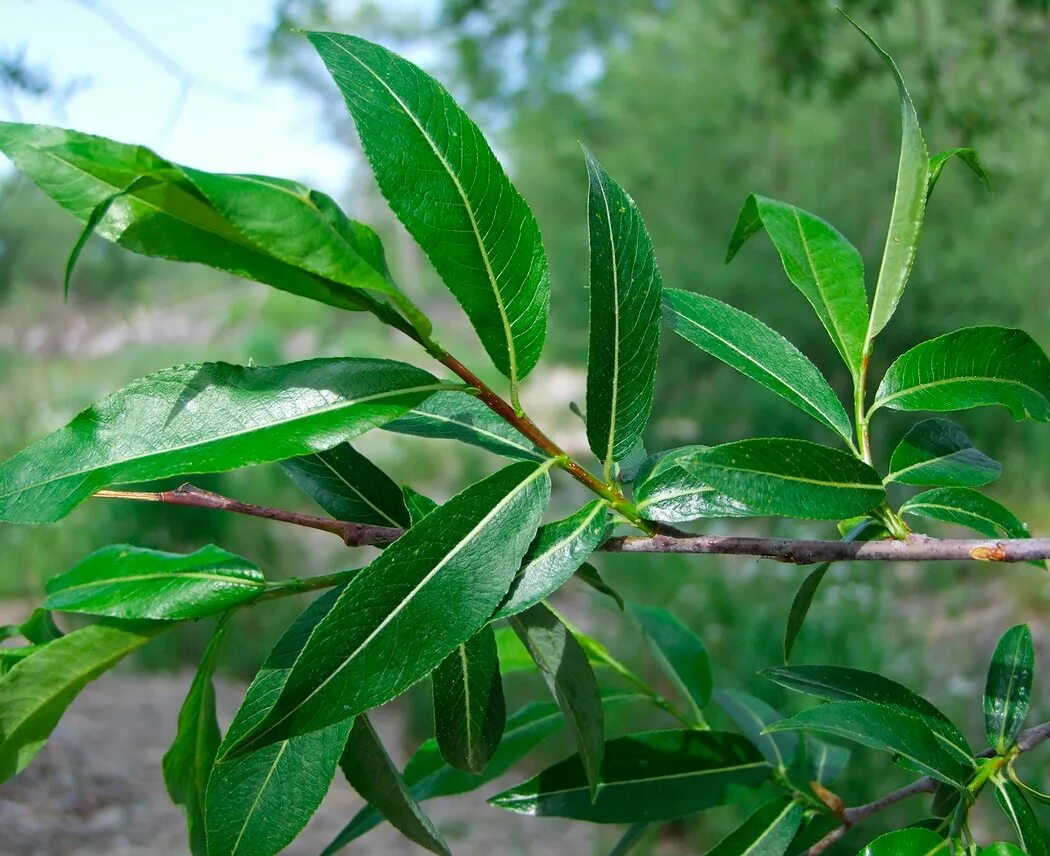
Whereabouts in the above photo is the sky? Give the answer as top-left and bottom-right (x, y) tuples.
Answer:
(1, 0), (354, 194)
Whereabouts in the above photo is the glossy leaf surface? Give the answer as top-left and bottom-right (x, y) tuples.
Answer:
(632, 604), (712, 720)
(900, 487), (1033, 543)
(633, 445), (757, 522)
(707, 797), (805, 856)
(858, 828), (949, 856)
(887, 419), (1001, 487)
(984, 625), (1034, 753)
(995, 778), (1048, 856)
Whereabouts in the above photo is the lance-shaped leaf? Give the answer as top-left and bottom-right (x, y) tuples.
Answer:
(340, 715), (450, 856)
(0, 618), (167, 781)
(281, 443), (410, 528)
(887, 419), (1001, 487)
(664, 289), (853, 440)
(384, 391), (545, 462)
(43, 544), (264, 620)
(432, 624), (505, 774)
(707, 797), (805, 856)
(767, 702), (970, 787)
(685, 439), (885, 520)
(764, 665), (973, 764)
(846, 13), (930, 342)
(714, 689), (798, 771)
(227, 461), (552, 753)
(725, 196), (868, 377)
(309, 32), (550, 387)
(0, 358), (448, 524)
(205, 587), (355, 856)
(163, 615), (230, 856)
(489, 729), (769, 822)
(859, 828), (949, 856)
(928, 148), (991, 201)
(633, 446), (757, 522)
(872, 327), (1050, 421)
(509, 602), (605, 799)
(494, 500), (610, 619)
(402, 486), (439, 525)
(583, 149), (662, 465)
(995, 778), (1049, 856)
(985, 625), (1034, 754)
(575, 563), (625, 612)
(632, 604), (712, 722)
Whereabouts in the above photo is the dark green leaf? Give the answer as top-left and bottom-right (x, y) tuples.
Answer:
(384, 390), (546, 461)
(685, 439), (885, 520)
(309, 32), (550, 388)
(714, 689), (798, 771)
(995, 778), (1049, 856)
(226, 461), (552, 753)
(0, 618), (167, 781)
(707, 797), (805, 856)
(403, 485), (439, 525)
(873, 327), (1050, 421)
(489, 729), (769, 822)
(340, 715), (450, 856)
(17, 609), (63, 644)
(432, 624), (505, 774)
(163, 615), (229, 856)
(633, 445), (757, 522)
(887, 419), (1001, 487)
(583, 149), (662, 465)
(858, 828), (949, 856)
(281, 443), (410, 528)
(631, 604), (712, 721)
(494, 500), (610, 619)
(509, 602), (605, 799)
(575, 562), (625, 611)
(0, 358), (448, 523)
(985, 625), (1034, 753)
(607, 824), (653, 856)
(724, 195), (868, 378)
(44, 544), (264, 620)
(928, 148), (991, 200)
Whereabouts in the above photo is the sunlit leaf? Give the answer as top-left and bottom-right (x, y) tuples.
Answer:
(984, 625), (1034, 753)
(857, 828), (949, 856)
(633, 445), (757, 522)
(994, 777), (1049, 856)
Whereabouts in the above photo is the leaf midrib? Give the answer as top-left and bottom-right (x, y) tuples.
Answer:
(592, 164), (623, 466)
(229, 741), (288, 856)
(695, 461), (881, 492)
(524, 502), (606, 570)
(874, 374), (1046, 411)
(314, 451), (403, 528)
(49, 570), (265, 596)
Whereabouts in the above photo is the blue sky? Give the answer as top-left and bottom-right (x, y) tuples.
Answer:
(2, 0), (353, 194)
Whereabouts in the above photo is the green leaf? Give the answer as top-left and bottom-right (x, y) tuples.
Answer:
(607, 824), (654, 856)
(384, 390), (546, 461)
(163, 615), (229, 856)
(403, 485), (439, 525)
(17, 609), (64, 644)
(685, 439), (885, 520)
(226, 461), (552, 753)
(995, 777), (1049, 856)
(340, 715), (450, 856)
(887, 419), (1001, 487)
(985, 625), (1034, 753)
(432, 624), (505, 774)
(575, 562), (625, 612)
(928, 148), (991, 201)
(583, 149), (662, 465)
(764, 664), (973, 764)
(0, 618), (167, 781)
(0, 358), (449, 523)
(633, 445), (757, 522)
(489, 729), (769, 822)
(714, 689), (798, 771)
(873, 327), (1050, 421)
(43, 544), (264, 620)
(309, 32), (550, 388)
(845, 13), (930, 343)
(707, 797), (805, 856)
(809, 738), (851, 786)
(724, 195), (868, 377)
(981, 845), (1028, 856)
(631, 604), (712, 721)
(767, 702), (970, 787)
(281, 443), (410, 528)
(494, 500), (610, 619)
(664, 289), (852, 441)
(509, 602), (605, 799)
(858, 828), (949, 856)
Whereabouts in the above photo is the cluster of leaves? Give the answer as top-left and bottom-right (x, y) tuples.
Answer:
(0, 13), (1048, 856)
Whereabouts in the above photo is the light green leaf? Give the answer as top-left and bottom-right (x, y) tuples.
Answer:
(928, 148), (991, 201)
(583, 149), (662, 465)
(402, 485), (439, 525)
(281, 443), (410, 528)
(432, 624), (505, 774)
(707, 797), (805, 856)
(0, 618), (167, 781)
(633, 445), (757, 522)
(664, 289), (852, 440)
(873, 327), (1050, 421)
(0, 358), (450, 523)
(858, 828), (949, 856)
(887, 419), (1001, 487)
(981, 845), (1028, 856)
(985, 625), (1034, 753)
(494, 500), (610, 620)
(225, 461), (552, 753)
(685, 439), (885, 520)
(309, 32), (550, 387)
(489, 729), (769, 822)
(725, 195), (868, 377)
(44, 544), (264, 620)
(994, 777), (1049, 856)
(714, 689), (798, 771)
(509, 602), (605, 799)
(631, 604), (712, 721)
